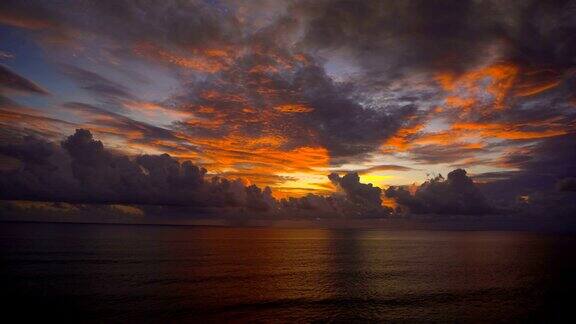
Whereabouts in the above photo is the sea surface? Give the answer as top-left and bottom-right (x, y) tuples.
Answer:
(1, 222), (575, 322)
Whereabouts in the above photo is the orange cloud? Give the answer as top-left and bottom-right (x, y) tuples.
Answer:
(382, 196), (398, 210)
(437, 63), (564, 115)
(199, 90), (247, 103)
(382, 123), (424, 152)
(452, 122), (568, 140)
(133, 43), (229, 73)
(274, 104), (313, 113)
(0, 107), (75, 139)
(141, 47), (330, 193)
(122, 100), (193, 121)
(515, 80), (561, 97)
(436, 63), (519, 112)
(0, 11), (54, 30)
(169, 128), (329, 195)
(400, 121), (566, 150)
(412, 131), (460, 146)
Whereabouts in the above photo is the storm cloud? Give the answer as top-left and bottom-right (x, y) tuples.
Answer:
(479, 133), (576, 203)
(0, 129), (274, 210)
(0, 129), (390, 218)
(386, 169), (492, 215)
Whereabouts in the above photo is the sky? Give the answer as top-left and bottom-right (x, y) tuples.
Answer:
(0, 0), (575, 222)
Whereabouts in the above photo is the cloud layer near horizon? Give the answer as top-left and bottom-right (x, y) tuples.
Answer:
(0, 129), (395, 218)
(1, 128), (574, 220)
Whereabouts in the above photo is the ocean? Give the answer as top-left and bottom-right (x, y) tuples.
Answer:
(1, 222), (575, 322)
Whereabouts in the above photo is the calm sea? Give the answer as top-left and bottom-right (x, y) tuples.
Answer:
(1, 222), (575, 322)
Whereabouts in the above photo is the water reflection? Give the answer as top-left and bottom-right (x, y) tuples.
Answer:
(326, 230), (379, 320)
(1, 223), (575, 322)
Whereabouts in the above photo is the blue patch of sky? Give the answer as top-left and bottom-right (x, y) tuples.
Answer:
(0, 26), (86, 109)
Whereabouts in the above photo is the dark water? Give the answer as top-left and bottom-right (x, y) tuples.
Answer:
(1, 222), (575, 323)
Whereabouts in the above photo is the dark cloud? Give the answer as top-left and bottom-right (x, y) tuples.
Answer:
(0, 129), (396, 218)
(0, 135), (79, 202)
(279, 175), (391, 219)
(557, 177), (576, 192)
(172, 58), (415, 162)
(2, 0), (414, 163)
(62, 102), (177, 143)
(292, 0), (576, 167)
(294, 65), (412, 158)
(5, 0), (572, 167)
(409, 144), (485, 165)
(298, 0), (576, 79)
(0, 64), (49, 95)
(471, 171), (523, 183)
(506, 0), (576, 70)
(520, 133), (576, 180)
(386, 169), (492, 215)
(300, 0), (498, 78)
(0, 0), (240, 49)
(60, 65), (134, 104)
(328, 172), (389, 216)
(480, 133), (576, 203)
(0, 129), (274, 211)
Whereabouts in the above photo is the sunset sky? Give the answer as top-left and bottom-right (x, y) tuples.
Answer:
(1, 1), (575, 219)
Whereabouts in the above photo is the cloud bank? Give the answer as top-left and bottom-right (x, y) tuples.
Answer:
(0, 129), (393, 218)
(386, 169), (491, 215)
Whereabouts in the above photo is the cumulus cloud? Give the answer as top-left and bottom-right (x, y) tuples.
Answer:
(1, 129), (402, 218)
(272, 172), (392, 218)
(0, 129), (274, 211)
(329, 172), (382, 209)
(0, 134), (78, 201)
(386, 169), (492, 215)
(0, 129), (392, 218)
